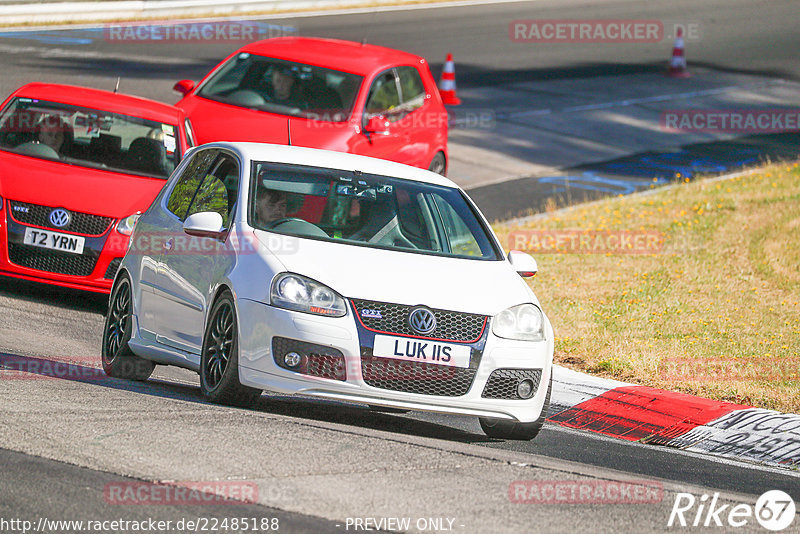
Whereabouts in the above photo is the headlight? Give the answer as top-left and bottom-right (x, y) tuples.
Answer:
(116, 213), (141, 236)
(492, 303), (545, 341)
(270, 273), (346, 317)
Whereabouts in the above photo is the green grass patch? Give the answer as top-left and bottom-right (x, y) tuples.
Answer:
(494, 163), (800, 412)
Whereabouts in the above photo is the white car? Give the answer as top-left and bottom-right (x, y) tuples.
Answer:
(102, 142), (554, 440)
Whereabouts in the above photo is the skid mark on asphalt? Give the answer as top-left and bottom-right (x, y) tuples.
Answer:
(0, 42), (196, 65)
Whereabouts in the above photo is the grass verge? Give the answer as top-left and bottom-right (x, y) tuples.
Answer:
(493, 163), (800, 413)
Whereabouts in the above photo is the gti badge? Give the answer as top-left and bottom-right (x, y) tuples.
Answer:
(360, 308), (383, 319)
(408, 307), (436, 335)
(49, 208), (71, 228)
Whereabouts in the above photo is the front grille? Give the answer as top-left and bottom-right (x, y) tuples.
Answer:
(104, 258), (122, 280)
(482, 369), (542, 399)
(361, 354), (476, 396)
(8, 201), (114, 236)
(272, 337), (346, 381)
(8, 243), (97, 276)
(352, 299), (487, 342)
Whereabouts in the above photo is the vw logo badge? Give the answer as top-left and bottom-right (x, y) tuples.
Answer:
(408, 307), (436, 335)
(49, 208), (71, 228)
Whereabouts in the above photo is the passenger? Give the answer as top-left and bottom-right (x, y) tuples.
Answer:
(36, 114), (72, 155)
(146, 128), (165, 142)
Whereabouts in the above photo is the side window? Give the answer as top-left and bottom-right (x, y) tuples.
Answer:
(186, 154), (240, 228)
(166, 149), (217, 221)
(431, 194), (483, 257)
(365, 70), (401, 121)
(397, 66), (426, 112)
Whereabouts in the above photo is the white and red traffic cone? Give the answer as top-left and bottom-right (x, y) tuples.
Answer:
(438, 53), (462, 105)
(666, 27), (691, 78)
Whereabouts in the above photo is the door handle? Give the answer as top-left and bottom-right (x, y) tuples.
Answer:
(164, 238), (173, 251)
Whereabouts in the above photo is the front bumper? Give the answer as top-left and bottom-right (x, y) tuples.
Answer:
(0, 201), (127, 293)
(236, 298), (554, 423)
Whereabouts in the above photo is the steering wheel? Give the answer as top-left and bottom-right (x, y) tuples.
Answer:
(264, 217), (307, 230)
(264, 218), (330, 239)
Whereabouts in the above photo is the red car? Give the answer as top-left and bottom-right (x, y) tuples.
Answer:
(173, 37), (449, 174)
(0, 83), (191, 293)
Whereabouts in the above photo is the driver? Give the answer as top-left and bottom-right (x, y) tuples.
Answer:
(255, 188), (288, 226)
(268, 66), (306, 108)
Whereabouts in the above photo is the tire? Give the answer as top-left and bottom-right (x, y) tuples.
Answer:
(479, 375), (552, 441)
(101, 274), (154, 381)
(200, 291), (262, 407)
(428, 152), (446, 175)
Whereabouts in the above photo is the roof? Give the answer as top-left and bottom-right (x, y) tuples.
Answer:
(239, 37), (427, 76)
(202, 141), (457, 189)
(7, 83), (185, 124)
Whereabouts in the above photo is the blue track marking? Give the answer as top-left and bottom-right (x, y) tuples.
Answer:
(0, 22), (297, 46)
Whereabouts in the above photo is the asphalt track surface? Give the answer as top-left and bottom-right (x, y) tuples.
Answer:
(1, 279), (798, 532)
(0, 448), (338, 534)
(2, 0), (800, 91)
(2, 0), (800, 220)
(2, 0), (800, 530)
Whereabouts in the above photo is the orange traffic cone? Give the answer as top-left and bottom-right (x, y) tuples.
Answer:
(666, 27), (690, 78)
(439, 53), (462, 105)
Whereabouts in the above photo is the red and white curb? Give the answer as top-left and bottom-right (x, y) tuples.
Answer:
(548, 365), (800, 469)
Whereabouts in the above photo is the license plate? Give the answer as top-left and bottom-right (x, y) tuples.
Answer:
(372, 335), (471, 368)
(23, 227), (85, 254)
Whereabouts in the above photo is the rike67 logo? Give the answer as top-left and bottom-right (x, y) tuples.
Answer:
(669, 490), (796, 531)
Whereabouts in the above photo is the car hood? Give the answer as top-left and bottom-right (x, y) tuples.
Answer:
(180, 96), (290, 145)
(0, 151), (166, 219)
(180, 96), (352, 148)
(257, 232), (535, 316)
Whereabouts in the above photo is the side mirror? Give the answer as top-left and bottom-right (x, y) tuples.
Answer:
(508, 250), (537, 278)
(183, 212), (224, 239)
(173, 80), (195, 96)
(364, 115), (390, 135)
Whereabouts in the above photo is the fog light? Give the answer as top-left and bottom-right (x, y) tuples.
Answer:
(284, 352), (302, 368)
(517, 379), (535, 399)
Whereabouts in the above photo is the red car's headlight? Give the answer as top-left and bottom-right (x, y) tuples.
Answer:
(116, 213), (141, 236)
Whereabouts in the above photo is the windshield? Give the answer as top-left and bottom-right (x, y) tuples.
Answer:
(197, 53), (363, 122)
(250, 162), (501, 260)
(0, 97), (180, 178)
